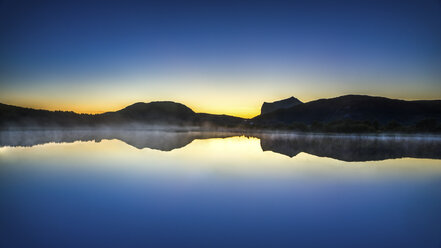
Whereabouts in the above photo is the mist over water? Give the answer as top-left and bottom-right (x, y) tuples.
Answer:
(1, 130), (441, 248)
(1, 129), (441, 161)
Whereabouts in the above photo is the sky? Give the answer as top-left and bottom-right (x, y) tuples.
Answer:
(1, 0), (440, 117)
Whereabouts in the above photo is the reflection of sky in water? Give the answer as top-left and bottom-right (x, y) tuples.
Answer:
(2, 136), (441, 180)
(1, 136), (441, 247)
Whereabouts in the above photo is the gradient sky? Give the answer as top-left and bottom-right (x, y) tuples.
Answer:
(1, 0), (440, 117)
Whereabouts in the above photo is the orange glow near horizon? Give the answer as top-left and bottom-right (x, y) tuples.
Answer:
(2, 66), (441, 118)
(2, 91), (441, 119)
(0, 97), (264, 118)
(1, 73), (441, 118)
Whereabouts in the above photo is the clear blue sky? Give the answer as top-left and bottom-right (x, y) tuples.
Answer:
(1, 0), (440, 117)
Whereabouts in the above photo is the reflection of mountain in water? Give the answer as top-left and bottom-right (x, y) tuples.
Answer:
(113, 131), (237, 150)
(258, 134), (441, 161)
(1, 130), (440, 162)
(0, 130), (237, 151)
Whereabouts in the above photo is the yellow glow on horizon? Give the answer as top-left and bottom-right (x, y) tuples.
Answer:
(2, 90), (441, 118)
(0, 98), (263, 118)
(1, 71), (440, 118)
(0, 86), (273, 118)
(3, 136), (441, 179)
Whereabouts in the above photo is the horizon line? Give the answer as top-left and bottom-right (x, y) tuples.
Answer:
(2, 93), (441, 119)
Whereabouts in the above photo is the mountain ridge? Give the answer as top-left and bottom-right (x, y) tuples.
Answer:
(261, 96), (303, 115)
(0, 101), (244, 128)
(253, 94), (441, 125)
(1, 94), (441, 132)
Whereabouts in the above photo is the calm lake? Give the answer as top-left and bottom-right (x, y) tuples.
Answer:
(1, 130), (441, 248)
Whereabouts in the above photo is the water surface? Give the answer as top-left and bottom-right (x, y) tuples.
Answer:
(1, 131), (441, 248)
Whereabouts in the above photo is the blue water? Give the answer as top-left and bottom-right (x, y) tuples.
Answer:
(1, 136), (440, 248)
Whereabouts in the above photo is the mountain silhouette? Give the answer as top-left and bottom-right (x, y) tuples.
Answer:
(253, 95), (441, 125)
(0, 101), (244, 129)
(261, 96), (303, 115)
(1, 94), (441, 132)
(99, 101), (197, 125)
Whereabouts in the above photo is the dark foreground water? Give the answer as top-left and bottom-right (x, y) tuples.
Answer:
(1, 131), (441, 248)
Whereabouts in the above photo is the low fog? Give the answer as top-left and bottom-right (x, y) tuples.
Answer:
(1, 128), (441, 162)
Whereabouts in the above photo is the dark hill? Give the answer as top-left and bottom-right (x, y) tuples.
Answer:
(0, 103), (94, 127)
(261, 96), (303, 115)
(99, 101), (197, 125)
(2, 95), (441, 132)
(0, 101), (244, 129)
(253, 95), (441, 125)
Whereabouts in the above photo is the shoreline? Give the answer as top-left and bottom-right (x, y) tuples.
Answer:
(2, 127), (441, 139)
